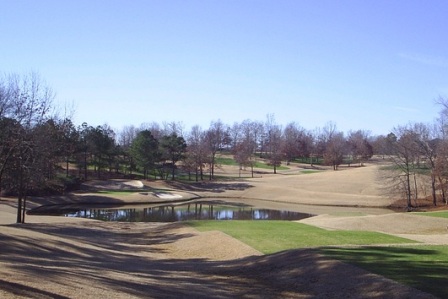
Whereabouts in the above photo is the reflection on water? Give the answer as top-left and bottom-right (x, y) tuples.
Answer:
(66, 202), (312, 222)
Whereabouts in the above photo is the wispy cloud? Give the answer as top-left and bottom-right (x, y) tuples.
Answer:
(393, 106), (419, 113)
(399, 52), (448, 68)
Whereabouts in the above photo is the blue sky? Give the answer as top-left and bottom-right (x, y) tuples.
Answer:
(1, 0), (447, 135)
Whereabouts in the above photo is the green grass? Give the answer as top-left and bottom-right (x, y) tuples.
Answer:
(293, 157), (323, 165)
(187, 220), (446, 297)
(320, 245), (448, 298)
(215, 157), (239, 166)
(300, 170), (321, 174)
(186, 220), (415, 254)
(414, 211), (448, 219)
(251, 161), (289, 170)
(215, 156), (289, 170)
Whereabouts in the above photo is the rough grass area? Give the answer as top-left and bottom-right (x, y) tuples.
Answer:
(320, 245), (448, 298)
(415, 211), (448, 218)
(187, 220), (416, 254)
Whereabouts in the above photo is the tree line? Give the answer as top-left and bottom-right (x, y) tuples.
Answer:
(1, 73), (447, 222)
(377, 105), (448, 210)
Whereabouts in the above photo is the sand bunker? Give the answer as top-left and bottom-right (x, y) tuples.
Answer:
(155, 193), (183, 199)
(83, 179), (145, 190)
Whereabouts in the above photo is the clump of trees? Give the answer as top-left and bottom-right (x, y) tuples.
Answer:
(375, 100), (448, 210)
(1, 73), (59, 222)
(6, 72), (448, 222)
(0, 73), (376, 212)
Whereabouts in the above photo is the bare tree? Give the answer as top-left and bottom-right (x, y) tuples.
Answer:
(117, 125), (139, 174)
(347, 130), (373, 166)
(0, 73), (55, 223)
(0, 78), (13, 118)
(265, 121), (283, 174)
(434, 139), (448, 204)
(230, 120), (257, 177)
(281, 122), (312, 165)
(386, 126), (423, 210)
(370, 134), (393, 159)
(410, 123), (440, 206)
(312, 122), (338, 165)
(118, 125), (139, 148)
(315, 122), (346, 170)
(435, 96), (448, 138)
(242, 120), (263, 174)
(282, 122), (301, 164)
(186, 125), (207, 181)
(205, 120), (227, 180)
(233, 139), (255, 177)
(162, 121), (184, 137)
(261, 115), (284, 173)
(323, 131), (346, 170)
(57, 118), (79, 177)
(229, 122), (241, 152)
(434, 96), (448, 204)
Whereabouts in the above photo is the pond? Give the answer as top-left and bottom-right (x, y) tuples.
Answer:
(29, 201), (314, 222)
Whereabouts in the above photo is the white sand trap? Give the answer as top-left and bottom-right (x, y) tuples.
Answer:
(85, 179), (145, 190)
(122, 180), (144, 188)
(155, 193), (183, 199)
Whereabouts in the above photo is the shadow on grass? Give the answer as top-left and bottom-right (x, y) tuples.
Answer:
(0, 222), (436, 298)
(320, 246), (447, 298)
(25, 193), (128, 211)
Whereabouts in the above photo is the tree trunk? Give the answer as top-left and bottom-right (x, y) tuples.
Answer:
(211, 157), (215, 179)
(431, 174), (437, 206)
(405, 172), (412, 210)
(84, 150), (88, 180)
(16, 158), (23, 224)
(16, 196), (22, 223)
(437, 175), (446, 204)
(22, 195), (27, 224)
(413, 173), (418, 206)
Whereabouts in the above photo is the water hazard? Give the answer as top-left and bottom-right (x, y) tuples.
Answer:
(29, 201), (313, 222)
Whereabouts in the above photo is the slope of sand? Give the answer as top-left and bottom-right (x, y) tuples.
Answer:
(154, 163), (392, 208)
(0, 162), (444, 298)
(236, 164), (390, 207)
